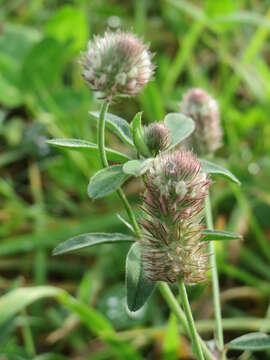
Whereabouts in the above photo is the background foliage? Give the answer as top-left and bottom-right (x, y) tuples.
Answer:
(1, 0), (270, 359)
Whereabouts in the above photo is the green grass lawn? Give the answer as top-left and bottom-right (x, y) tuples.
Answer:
(1, 0), (270, 359)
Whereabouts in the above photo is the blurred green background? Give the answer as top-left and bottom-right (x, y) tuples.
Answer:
(1, 0), (270, 359)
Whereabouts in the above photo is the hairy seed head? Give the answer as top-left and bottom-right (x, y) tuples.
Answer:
(143, 123), (171, 156)
(140, 149), (210, 284)
(80, 30), (154, 100)
(180, 88), (222, 155)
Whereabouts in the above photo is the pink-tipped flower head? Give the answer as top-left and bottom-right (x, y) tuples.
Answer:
(143, 123), (171, 156)
(180, 88), (222, 155)
(140, 149), (210, 284)
(81, 30), (154, 100)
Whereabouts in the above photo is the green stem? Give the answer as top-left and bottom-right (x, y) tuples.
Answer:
(205, 194), (224, 353)
(159, 282), (212, 360)
(97, 101), (141, 238)
(97, 101), (110, 168)
(178, 281), (205, 360)
(116, 187), (141, 237)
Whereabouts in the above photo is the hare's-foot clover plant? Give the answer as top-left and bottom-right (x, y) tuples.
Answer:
(47, 30), (267, 360)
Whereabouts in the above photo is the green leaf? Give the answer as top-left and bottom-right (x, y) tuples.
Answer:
(227, 332), (270, 351)
(46, 139), (131, 163)
(202, 229), (243, 241)
(0, 287), (142, 360)
(88, 165), (129, 199)
(46, 6), (88, 54)
(21, 37), (66, 93)
(164, 113), (195, 149)
(90, 111), (134, 147)
(59, 292), (113, 334)
(53, 232), (136, 255)
(130, 112), (151, 157)
(122, 158), (154, 177)
(200, 159), (241, 185)
(60, 293), (143, 360)
(0, 286), (62, 326)
(62, 294), (143, 360)
(125, 243), (156, 312)
(59, 293), (142, 360)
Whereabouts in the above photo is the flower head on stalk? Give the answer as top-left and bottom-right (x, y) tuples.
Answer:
(81, 30), (154, 101)
(140, 149), (210, 284)
(180, 88), (222, 155)
(143, 123), (171, 156)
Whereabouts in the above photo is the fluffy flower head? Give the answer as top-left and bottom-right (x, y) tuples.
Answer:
(180, 88), (222, 155)
(140, 149), (210, 284)
(81, 30), (154, 100)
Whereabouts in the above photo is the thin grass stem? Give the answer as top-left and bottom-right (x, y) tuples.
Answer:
(205, 194), (225, 355)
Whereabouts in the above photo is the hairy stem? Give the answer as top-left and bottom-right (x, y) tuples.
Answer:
(178, 281), (205, 360)
(205, 194), (225, 354)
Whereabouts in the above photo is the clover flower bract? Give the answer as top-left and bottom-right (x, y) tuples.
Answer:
(143, 123), (171, 156)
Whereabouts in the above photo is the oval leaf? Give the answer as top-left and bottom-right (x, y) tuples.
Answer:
(200, 159), (241, 185)
(90, 111), (134, 147)
(130, 112), (151, 157)
(227, 332), (270, 351)
(202, 230), (243, 242)
(164, 113), (195, 149)
(88, 165), (129, 199)
(125, 243), (156, 312)
(53, 232), (136, 255)
(122, 158), (154, 177)
(46, 138), (131, 163)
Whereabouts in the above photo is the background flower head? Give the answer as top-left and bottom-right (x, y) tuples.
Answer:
(180, 88), (223, 155)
